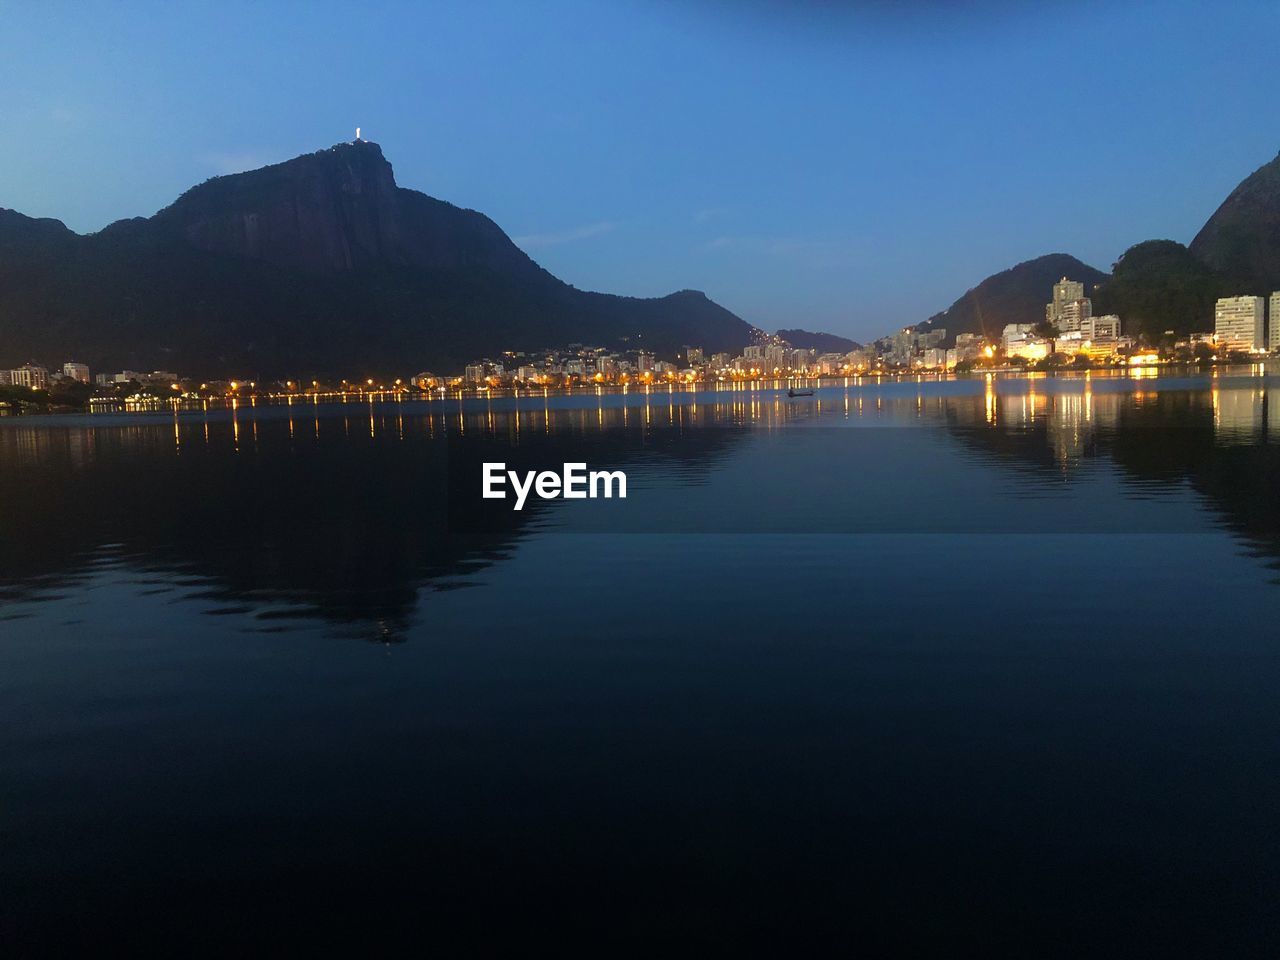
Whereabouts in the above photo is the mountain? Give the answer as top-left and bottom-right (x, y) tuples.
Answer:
(1189, 151), (1280, 292)
(915, 253), (1109, 345)
(0, 141), (761, 377)
(775, 328), (861, 353)
(1092, 240), (1228, 340)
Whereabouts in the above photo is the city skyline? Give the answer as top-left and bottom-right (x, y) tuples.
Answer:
(3, 0), (1279, 341)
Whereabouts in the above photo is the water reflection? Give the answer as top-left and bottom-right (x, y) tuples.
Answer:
(0, 401), (757, 638)
(5, 371), (1280, 635)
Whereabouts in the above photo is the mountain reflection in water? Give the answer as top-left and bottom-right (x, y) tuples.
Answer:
(6, 370), (1280, 955)
(4, 370), (1280, 637)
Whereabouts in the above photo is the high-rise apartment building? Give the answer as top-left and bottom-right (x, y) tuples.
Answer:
(1215, 296), (1265, 352)
(1270, 292), (1280, 351)
(1046, 276), (1092, 331)
(764, 344), (790, 370)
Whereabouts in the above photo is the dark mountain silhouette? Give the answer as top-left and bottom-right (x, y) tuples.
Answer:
(1091, 240), (1229, 340)
(1189, 151), (1280, 292)
(915, 253), (1108, 344)
(776, 328), (861, 353)
(0, 141), (762, 377)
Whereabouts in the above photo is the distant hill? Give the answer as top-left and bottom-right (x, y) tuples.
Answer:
(1092, 240), (1228, 339)
(1189, 151), (1280, 293)
(0, 142), (771, 377)
(776, 328), (861, 353)
(915, 253), (1108, 345)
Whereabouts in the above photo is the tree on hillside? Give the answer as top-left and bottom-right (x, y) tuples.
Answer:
(1032, 320), (1058, 341)
(1093, 240), (1228, 340)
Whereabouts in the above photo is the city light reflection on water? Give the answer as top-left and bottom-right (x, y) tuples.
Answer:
(4, 368), (1280, 953)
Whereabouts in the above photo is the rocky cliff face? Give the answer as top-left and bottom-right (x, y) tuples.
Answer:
(1189, 151), (1280, 292)
(153, 141), (543, 279)
(156, 141), (402, 271)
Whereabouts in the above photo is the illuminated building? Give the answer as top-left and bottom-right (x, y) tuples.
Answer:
(62, 362), (90, 383)
(1271, 292), (1280, 351)
(9, 364), (50, 389)
(1215, 296), (1264, 351)
(1046, 277), (1092, 332)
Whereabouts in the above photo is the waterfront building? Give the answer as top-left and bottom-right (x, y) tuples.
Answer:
(743, 345), (765, 361)
(636, 351), (654, 373)
(1007, 339), (1051, 361)
(1215, 296), (1265, 351)
(1054, 331), (1087, 355)
(464, 364), (486, 383)
(1271, 292), (1280, 351)
(845, 349), (872, 370)
(1001, 324), (1035, 350)
(10, 364), (50, 389)
(813, 352), (843, 374)
(891, 328), (915, 364)
(710, 352), (731, 369)
(1002, 326), (1050, 361)
(109, 370), (146, 384)
(1082, 315), (1121, 341)
(918, 328), (946, 350)
(764, 344), (790, 370)
(685, 347), (704, 366)
(516, 365), (539, 381)
(952, 333), (985, 363)
(62, 362), (90, 383)
(922, 348), (947, 369)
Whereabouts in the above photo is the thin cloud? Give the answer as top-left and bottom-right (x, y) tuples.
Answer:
(513, 221), (617, 249)
(199, 152), (278, 176)
(702, 234), (864, 269)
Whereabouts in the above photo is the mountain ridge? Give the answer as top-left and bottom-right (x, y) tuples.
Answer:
(1189, 151), (1280, 293)
(0, 141), (771, 377)
(914, 253), (1109, 344)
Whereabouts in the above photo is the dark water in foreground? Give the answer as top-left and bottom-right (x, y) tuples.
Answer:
(4, 370), (1280, 954)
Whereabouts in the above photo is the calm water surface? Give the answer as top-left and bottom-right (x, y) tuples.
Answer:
(4, 370), (1280, 954)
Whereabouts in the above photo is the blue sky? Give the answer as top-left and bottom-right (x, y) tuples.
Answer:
(2, 0), (1277, 341)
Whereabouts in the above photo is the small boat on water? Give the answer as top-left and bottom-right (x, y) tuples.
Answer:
(787, 388), (814, 398)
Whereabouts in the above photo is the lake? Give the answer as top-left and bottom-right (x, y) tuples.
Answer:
(4, 369), (1280, 954)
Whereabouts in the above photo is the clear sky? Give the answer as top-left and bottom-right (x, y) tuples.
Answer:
(2, 0), (1277, 341)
